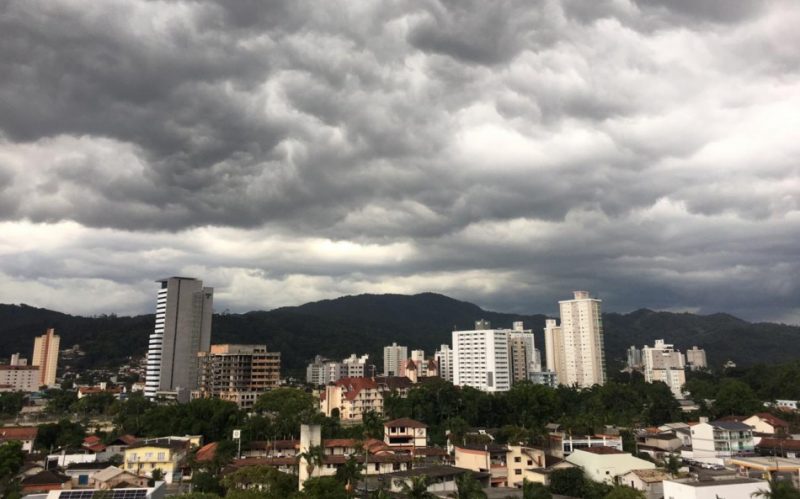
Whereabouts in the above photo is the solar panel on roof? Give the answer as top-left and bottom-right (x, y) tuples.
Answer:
(57, 490), (148, 499)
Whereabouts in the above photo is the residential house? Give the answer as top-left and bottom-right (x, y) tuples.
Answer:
(565, 447), (656, 485)
(621, 468), (669, 499)
(77, 383), (124, 399)
(0, 426), (38, 452)
(64, 462), (112, 487)
(689, 419), (755, 462)
(20, 470), (72, 494)
(520, 456), (575, 486)
(124, 437), (196, 483)
(755, 438), (800, 458)
(547, 430), (624, 459)
(506, 445), (546, 488)
(90, 465), (149, 489)
(662, 477), (767, 499)
(454, 443), (509, 487)
(384, 418), (427, 448)
(320, 377), (383, 421)
(744, 413), (789, 436)
(384, 466), (490, 495)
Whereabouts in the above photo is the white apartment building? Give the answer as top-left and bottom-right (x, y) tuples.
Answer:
(452, 323), (511, 392)
(689, 419), (755, 462)
(0, 366), (41, 392)
(544, 291), (606, 387)
(342, 353), (370, 378)
(434, 345), (454, 382)
(686, 346), (708, 370)
(642, 339), (686, 399)
(383, 343), (408, 377)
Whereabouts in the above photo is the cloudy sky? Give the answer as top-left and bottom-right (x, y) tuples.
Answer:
(1, 0), (798, 323)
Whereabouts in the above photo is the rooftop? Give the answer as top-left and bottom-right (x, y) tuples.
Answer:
(385, 417), (428, 429)
(669, 477), (765, 488)
(578, 447), (625, 455)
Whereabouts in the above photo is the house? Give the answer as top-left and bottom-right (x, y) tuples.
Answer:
(384, 418), (427, 448)
(663, 477), (767, 499)
(374, 376), (414, 398)
(547, 431), (624, 459)
(621, 468), (669, 499)
(48, 447), (100, 467)
(506, 445), (546, 488)
(744, 413), (789, 436)
(39, 481), (166, 499)
(454, 443), (509, 487)
(77, 383), (124, 399)
(20, 470), (72, 494)
(242, 439), (299, 459)
(106, 434), (138, 456)
(123, 437), (194, 483)
(320, 377), (383, 421)
(689, 419), (755, 462)
(0, 426), (38, 452)
(90, 465), (149, 489)
(565, 447), (656, 485)
(64, 462), (113, 487)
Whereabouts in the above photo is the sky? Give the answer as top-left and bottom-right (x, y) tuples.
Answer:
(0, 0), (799, 323)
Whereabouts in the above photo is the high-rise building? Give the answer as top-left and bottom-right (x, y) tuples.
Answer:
(410, 350), (425, 362)
(32, 328), (60, 386)
(383, 343), (408, 377)
(627, 346), (643, 370)
(686, 346), (708, 371)
(145, 277), (213, 399)
(544, 291), (606, 387)
(642, 339), (686, 399)
(434, 345), (454, 382)
(508, 322), (537, 383)
(452, 324), (511, 392)
(342, 353), (370, 378)
(195, 344), (280, 409)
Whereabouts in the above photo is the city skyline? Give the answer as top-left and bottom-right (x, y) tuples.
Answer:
(0, 1), (798, 324)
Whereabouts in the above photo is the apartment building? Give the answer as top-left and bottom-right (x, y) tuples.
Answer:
(686, 346), (708, 370)
(320, 377), (383, 421)
(32, 328), (60, 387)
(195, 344), (280, 410)
(434, 345), (454, 382)
(452, 322), (511, 392)
(383, 343), (408, 377)
(544, 291), (606, 387)
(0, 365), (41, 392)
(689, 419), (755, 461)
(124, 436), (198, 483)
(642, 339), (686, 399)
(384, 418), (428, 448)
(145, 277), (213, 400)
(508, 322), (538, 383)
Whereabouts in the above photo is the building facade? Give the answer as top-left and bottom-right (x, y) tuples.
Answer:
(0, 366), (41, 392)
(686, 346), (708, 370)
(508, 322), (536, 383)
(642, 339), (686, 399)
(195, 344), (280, 409)
(32, 328), (60, 386)
(383, 343), (408, 377)
(452, 323), (511, 392)
(434, 345), (454, 382)
(145, 277), (213, 399)
(544, 291), (606, 387)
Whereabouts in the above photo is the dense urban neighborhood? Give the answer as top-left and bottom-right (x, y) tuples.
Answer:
(2, 280), (800, 499)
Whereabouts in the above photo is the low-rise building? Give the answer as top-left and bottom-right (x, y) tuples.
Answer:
(565, 447), (656, 485)
(662, 477), (766, 499)
(621, 468), (669, 499)
(0, 426), (38, 452)
(41, 482), (166, 499)
(0, 365), (41, 392)
(744, 413), (789, 436)
(454, 443), (509, 487)
(384, 418), (427, 448)
(548, 431), (624, 459)
(21, 470), (72, 494)
(689, 419), (755, 461)
(123, 436), (197, 483)
(320, 377), (383, 421)
(90, 465), (149, 489)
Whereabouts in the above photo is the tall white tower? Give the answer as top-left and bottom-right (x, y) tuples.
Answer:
(383, 342), (408, 377)
(452, 324), (511, 392)
(144, 277), (213, 399)
(545, 291), (605, 387)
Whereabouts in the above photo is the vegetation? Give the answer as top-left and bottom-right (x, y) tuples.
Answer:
(0, 441), (23, 499)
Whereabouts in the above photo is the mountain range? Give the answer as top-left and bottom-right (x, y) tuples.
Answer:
(1, 292), (799, 374)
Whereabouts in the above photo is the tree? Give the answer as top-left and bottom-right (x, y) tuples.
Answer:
(548, 468), (586, 497)
(713, 379), (763, 417)
(522, 479), (552, 499)
(0, 441), (24, 499)
(448, 472), (486, 498)
(299, 476), (350, 499)
(191, 471), (223, 495)
(397, 475), (436, 499)
(149, 468), (164, 486)
(751, 478), (800, 499)
(604, 486), (645, 499)
(665, 454), (681, 477)
(334, 454), (363, 491)
(35, 419), (85, 450)
(299, 445), (326, 479)
(221, 465), (296, 496)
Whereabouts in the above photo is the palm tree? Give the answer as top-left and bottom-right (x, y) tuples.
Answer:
(299, 444), (326, 479)
(335, 454), (364, 495)
(397, 475), (436, 499)
(448, 472), (487, 499)
(751, 478), (800, 499)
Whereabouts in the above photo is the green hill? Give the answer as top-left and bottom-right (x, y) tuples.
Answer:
(1, 294), (799, 373)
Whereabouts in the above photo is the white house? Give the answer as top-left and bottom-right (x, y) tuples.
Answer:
(689, 420), (755, 462)
(384, 418), (427, 448)
(663, 477), (767, 499)
(621, 469), (669, 499)
(565, 447), (655, 484)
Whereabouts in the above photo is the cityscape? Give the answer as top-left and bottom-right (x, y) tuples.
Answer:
(1, 1), (799, 499)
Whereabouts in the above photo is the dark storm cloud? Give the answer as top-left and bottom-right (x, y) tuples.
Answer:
(0, 0), (798, 323)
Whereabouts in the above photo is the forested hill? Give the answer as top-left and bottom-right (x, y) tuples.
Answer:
(1, 293), (799, 372)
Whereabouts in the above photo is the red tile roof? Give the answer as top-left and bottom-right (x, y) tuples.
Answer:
(335, 377), (379, 401)
(757, 438), (800, 451)
(0, 426), (38, 441)
(195, 442), (218, 462)
(752, 413), (789, 429)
